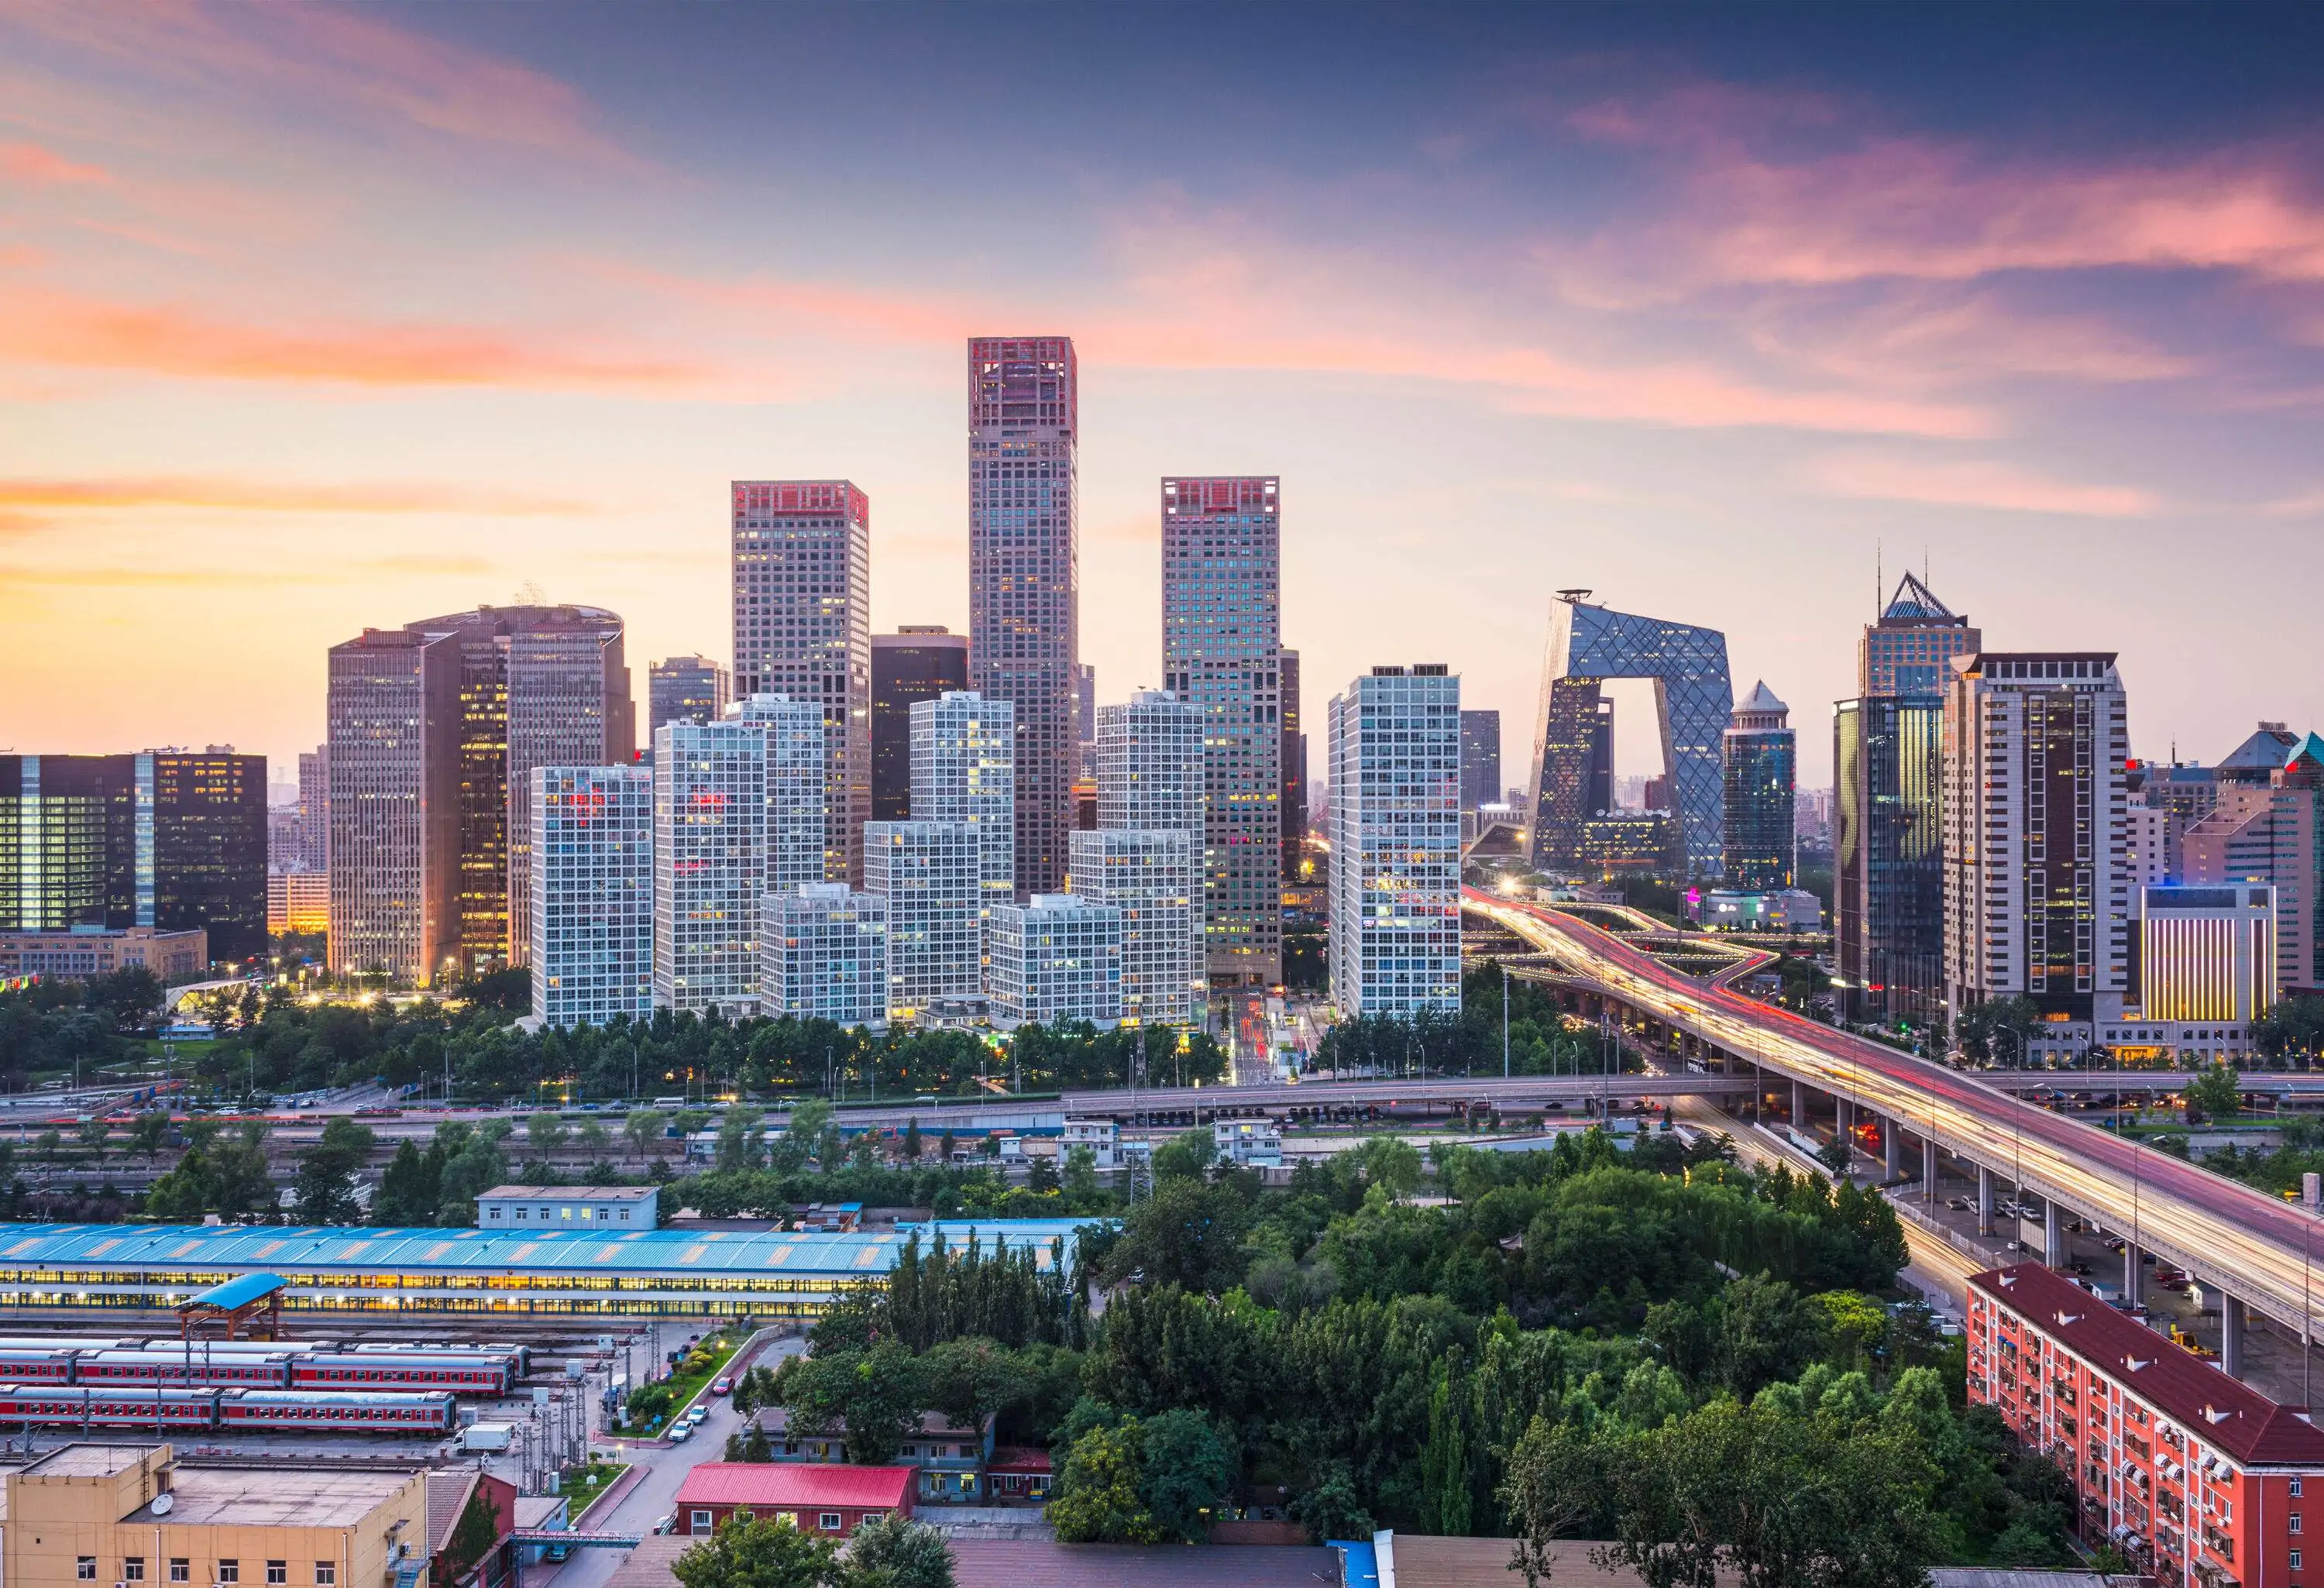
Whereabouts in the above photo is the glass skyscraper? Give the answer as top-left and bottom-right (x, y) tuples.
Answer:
(1720, 682), (1796, 890)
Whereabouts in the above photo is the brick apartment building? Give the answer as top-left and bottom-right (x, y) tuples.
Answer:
(1969, 1262), (2324, 1586)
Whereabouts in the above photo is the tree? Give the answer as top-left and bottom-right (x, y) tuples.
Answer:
(1061, 1143), (1098, 1202)
(1150, 1130), (1215, 1181)
(129, 1112), (171, 1162)
(2188, 1060), (2243, 1122)
(1026, 1153), (1061, 1194)
(1814, 1136), (1853, 1178)
(1501, 1418), (1609, 1584)
(841, 1514), (955, 1588)
(773, 1340), (923, 1466)
(1106, 1175), (1250, 1293)
(1136, 1409), (1236, 1544)
(902, 1119), (923, 1161)
(1048, 1420), (1162, 1545)
(671, 1510), (845, 1588)
(77, 1119), (109, 1153)
(1955, 995), (2040, 1067)
(373, 1138), (442, 1225)
(575, 1118), (612, 1157)
(528, 1110), (569, 1157)
(1291, 1461), (1375, 1545)
(294, 1115), (375, 1225)
(627, 1109), (669, 1160)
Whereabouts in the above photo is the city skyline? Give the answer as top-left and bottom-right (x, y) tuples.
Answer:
(6, 6), (2323, 784)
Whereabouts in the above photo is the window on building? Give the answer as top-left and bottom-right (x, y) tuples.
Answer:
(2294, 1550), (2305, 1572)
(819, 1514), (844, 1532)
(220, 1563), (239, 1583)
(78, 1560), (97, 1582)
(266, 1566), (285, 1584)
(125, 1561), (146, 1582)
(691, 1510), (713, 1535)
(170, 1562), (189, 1583)
(315, 1568), (335, 1586)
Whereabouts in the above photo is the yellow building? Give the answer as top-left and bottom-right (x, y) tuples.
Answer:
(2, 1446), (429, 1588)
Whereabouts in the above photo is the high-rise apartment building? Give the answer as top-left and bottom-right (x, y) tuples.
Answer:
(870, 628), (969, 821)
(731, 481), (871, 884)
(1835, 576), (1979, 1026)
(761, 882), (889, 1032)
(648, 656), (731, 734)
(1721, 682), (1796, 890)
(2185, 730), (2324, 996)
(726, 694), (827, 895)
(862, 820), (982, 1021)
(1941, 651), (2133, 1054)
(1071, 688), (1204, 1026)
(1280, 647), (1306, 882)
(1459, 710), (1501, 813)
(296, 746), (329, 871)
(327, 606), (630, 981)
(1161, 475), (1283, 985)
(652, 720), (765, 1016)
(0, 750), (268, 962)
(910, 693), (1015, 916)
(988, 894), (1122, 1030)
(1326, 665), (1462, 1019)
(968, 337), (1078, 895)
(529, 765), (653, 1028)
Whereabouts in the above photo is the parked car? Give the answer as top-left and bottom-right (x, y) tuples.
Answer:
(669, 1424), (691, 1443)
(711, 1377), (732, 1396)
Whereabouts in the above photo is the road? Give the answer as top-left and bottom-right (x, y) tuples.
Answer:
(531, 1335), (804, 1588)
(1472, 890), (2324, 1337)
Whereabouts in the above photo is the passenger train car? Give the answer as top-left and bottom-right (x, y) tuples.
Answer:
(0, 1339), (520, 1396)
(0, 1383), (456, 1435)
(293, 1353), (514, 1394)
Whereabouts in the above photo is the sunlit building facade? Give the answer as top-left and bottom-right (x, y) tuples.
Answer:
(861, 820), (981, 1021)
(727, 694), (828, 895)
(968, 338), (1078, 896)
(761, 882), (889, 1033)
(988, 893), (1122, 1030)
(652, 720), (765, 1016)
(530, 765), (654, 1028)
(1161, 475), (1283, 985)
(1327, 665), (1462, 1019)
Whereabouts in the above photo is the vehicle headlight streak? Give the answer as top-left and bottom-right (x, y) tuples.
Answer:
(1470, 890), (2319, 1337)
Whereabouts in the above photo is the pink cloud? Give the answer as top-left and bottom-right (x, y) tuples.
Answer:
(1742, 289), (2196, 391)
(1803, 449), (2157, 517)
(0, 140), (109, 185)
(0, 476), (586, 514)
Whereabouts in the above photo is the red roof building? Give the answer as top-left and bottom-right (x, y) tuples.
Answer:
(1968, 1262), (2324, 1586)
(673, 1463), (913, 1538)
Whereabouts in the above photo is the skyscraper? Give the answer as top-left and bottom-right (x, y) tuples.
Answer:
(296, 747), (329, 872)
(652, 719), (766, 1015)
(1071, 689), (1204, 1026)
(1327, 665), (1462, 1019)
(1280, 647), (1306, 882)
(731, 480), (872, 885)
(862, 820), (982, 1020)
(1941, 651), (2133, 1054)
(326, 627), (460, 984)
(648, 656), (731, 734)
(1459, 710), (1501, 813)
(968, 337), (1078, 896)
(529, 765), (653, 1029)
(988, 894), (1122, 1031)
(1074, 662), (1098, 781)
(1161, 475), (1283, 985)
(1835, 576), (1979, 1026)
(727, 694), (827, 895)
(503, 608), (636, 969)
(870, 628), (969, 821)
(910, 692), (1015, 917)
(2185, 730), (2324, 996)
(1721, 682), (1796, 890)
(761, 883), (889, 1032)
(0, 750), (268, 962)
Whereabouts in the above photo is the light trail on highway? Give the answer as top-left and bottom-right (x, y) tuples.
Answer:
(1469, 889), (2324, 1338)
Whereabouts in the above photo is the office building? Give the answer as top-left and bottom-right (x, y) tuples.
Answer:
(651, 720), (765, 1016)
(0, 926), (208, 981)
(528, 765), (653, 1029)
(731, 481), (871, 884)
(862, 820), (981, 1021)
(1941, 651), (2133, 1056)
(761, 882), (889, 1033)
(1074, 662), (1097, 780)
(1069, 829), (1199, 1026)
(1721, 682), (1796, 890)
(1686, 889), (1824, 932)
(870, 628), (969, 821)
(2140, 884), (2277, 1029)
(726, 694), (827, 894)
(910, 693), (1015, 915)
(968, 337), (1079, 896)
(1968, 1261), (2324, 1587)
(1280, 647), (1307, 882)
(1460, 710), (1501, 813)
(266, 871), (328, 937)
(648, 655), (731, 733)
(295, 745), (328, 871)
(1527, 591), (1730, 875)
(0, 1445), (431, 1588)
(1835, 576), (1980, 1026)
(2, 751), (268, 964)
(327, 606), (631, 984)
(2127, 801), (2174, 895)
(1093, 689), (1204, 835)
(1327, 665), (1462, 1019)
(988, 893), (1122, 1030)
(1160, 475), (1283, 984)
(2185, 731), (2324, 996)
(1581, 813), (1682, 880)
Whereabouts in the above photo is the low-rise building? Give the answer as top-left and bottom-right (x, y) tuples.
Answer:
(2, 1445), (431, 1588)
(1684, 888), (1824, 932)
(475, 1185), (658, 1230)
(673, 1463), (912, 1538)
(748, 1410), (994, 1503)
(0, 926), (208, 981)
(1213, 1118), (1284, 1168)
(1968, 1261), (2324, 1586)
(1063, 1118), (1119, 1170)
(985, 1448), (1054, 1506)
(426, 1466), (518, 1588)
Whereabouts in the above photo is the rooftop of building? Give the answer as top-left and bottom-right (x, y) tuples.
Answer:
(751, 1407), (988, 1439)
(1876, 570), (1965, 625)
(21, 1443), (156, 1478)
(1971, 1263), (2324, 1466)
(0, 1219), (1086, 1280)
(674, 1462), (913, 1509)
(476, 1185), (658, 1202)
(426, 1467), (482, 1554)
(125, 1465), (418, 1528)
(1733, 679), (1787, 716)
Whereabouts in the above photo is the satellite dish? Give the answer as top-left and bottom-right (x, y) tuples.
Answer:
(152, 1494), (174, 1516)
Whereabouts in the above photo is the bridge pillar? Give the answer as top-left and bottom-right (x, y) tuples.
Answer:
(2221, 1291), (2245, 1379)
(1884, 1122), (1901, 1180)
(1922, 1136), (1937, 1201)
(2044, 1199), (2061, 1265)
(1790, 1078), (1807, 1124)
(1835, 1097), (1852, 1149)
(1976, 1165), (1994, 1236)
(2123, 1243), (2141, 1305)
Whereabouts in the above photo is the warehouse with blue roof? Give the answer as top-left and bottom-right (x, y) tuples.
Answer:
(0, 1219), (1090, 1318)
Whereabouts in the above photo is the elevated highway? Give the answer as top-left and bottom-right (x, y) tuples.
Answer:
(1468, 889), (2324, 1370)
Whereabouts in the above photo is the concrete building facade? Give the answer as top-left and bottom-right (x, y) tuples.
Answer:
(861, 820), (982, 1022)
(651, 720), (765, 1016)
(1327, 665), (1463, 1019)
(528, 765), (653, 1029)
(987, 893), (1122, 1030)
(761, 882), (889, 1032)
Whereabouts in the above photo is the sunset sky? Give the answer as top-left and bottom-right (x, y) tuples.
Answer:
(5, 3), (2322, 789)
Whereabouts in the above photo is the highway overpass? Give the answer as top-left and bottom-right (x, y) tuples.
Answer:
(1468, 889), (2324, 1377)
